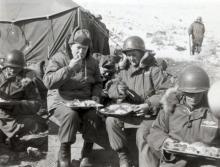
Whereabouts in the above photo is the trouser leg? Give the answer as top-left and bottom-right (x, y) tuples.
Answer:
(136, 119), (160, 167)
(80, 110), (102, 167)
(106, 117), (132, 167)
(197, 45), (202, 53)
(58, 142), (71, 167)
(82, 110), (102, 142)
(53, 105), (80, 144)
(192, 43), (196, 55)
(81, 141), (93, 158)
(105, 117), (127, 151)
(80, 110), (101, 157)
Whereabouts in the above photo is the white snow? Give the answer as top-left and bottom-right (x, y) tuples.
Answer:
(74, 0), (220, 64)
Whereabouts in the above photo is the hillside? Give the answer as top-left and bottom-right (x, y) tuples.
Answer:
(75, 0), (220, 83)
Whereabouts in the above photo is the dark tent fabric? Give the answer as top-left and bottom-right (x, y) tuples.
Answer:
(79, 9), (110, 55)
(0, 0), (110, 64)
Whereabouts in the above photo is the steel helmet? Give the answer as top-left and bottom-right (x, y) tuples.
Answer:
(178, 65), (210, 93)
(122, 36), (146, 53)
(4, 50), (26, 69)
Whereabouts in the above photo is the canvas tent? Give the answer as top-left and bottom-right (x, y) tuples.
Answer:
(0, 0), (110, 64)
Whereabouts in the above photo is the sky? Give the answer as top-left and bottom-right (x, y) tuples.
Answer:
(74, 0), (220, 5)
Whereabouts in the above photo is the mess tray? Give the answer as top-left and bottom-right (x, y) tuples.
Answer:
(162, 141), (220, 161)
(64, 99), (103, 109)
(98, 103), (136, 117)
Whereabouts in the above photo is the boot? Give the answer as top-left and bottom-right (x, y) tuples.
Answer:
(57, 143), (71, 167)
(79, 141), (93, 167)
(117, 148), (132, 167)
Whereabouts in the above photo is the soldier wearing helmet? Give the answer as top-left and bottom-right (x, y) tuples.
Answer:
(146, 65), (220, 167)
(3, 49), (26, 78)
(0, 50), (46, 150)
(188, 16), (205, 55)
(43, 29), (102, 167)
(104, 36), (175, 167)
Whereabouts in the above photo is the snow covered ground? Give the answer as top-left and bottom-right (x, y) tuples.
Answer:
(74, 0), (220, 83)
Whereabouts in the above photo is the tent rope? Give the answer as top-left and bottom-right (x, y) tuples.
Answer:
(80, 7), (123, 49)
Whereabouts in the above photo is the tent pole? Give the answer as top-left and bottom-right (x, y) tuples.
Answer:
(77, 7), (81, 29)
(47, 18), (55, 59)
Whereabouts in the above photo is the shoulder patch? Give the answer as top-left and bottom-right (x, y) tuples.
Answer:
(201, 120), (218, 128)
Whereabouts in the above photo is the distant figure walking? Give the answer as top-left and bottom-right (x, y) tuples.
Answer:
(188, 16), (205, 55)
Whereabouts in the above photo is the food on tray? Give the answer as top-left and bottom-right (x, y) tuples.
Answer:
(65, 99), (103, 108)
(163, 140), (188, 152)
(99, 103), (135, 115)
(163, 140), (220, 159)
(108, 104), (134, 112)
(0, 98), (6, 102)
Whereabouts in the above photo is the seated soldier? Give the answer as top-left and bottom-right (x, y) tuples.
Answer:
(104, 36), (174, 167)
(146, 65), (220, 167)
(43, 29), (103, 167)
(0, 50), (46, 149)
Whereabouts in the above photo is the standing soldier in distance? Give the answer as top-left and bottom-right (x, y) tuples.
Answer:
(188, 16), (205, 55)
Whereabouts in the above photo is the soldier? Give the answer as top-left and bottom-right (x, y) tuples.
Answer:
(0, 50), (44, 149)
(105, 36), (174, 167)
(43, 29), (103, 167)
(188, 16), (205, 55)
(146, 65), (220, 167)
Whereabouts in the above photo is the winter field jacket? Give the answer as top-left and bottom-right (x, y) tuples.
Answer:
(106, 54), (174, 111)
(147, 90), (220, 152)
(0, 70), (41, 117)
(188, 21), (205, 45)
(43, 51), (102, 111)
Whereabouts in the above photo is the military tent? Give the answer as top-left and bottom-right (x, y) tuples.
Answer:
(0, 0), (110, 65)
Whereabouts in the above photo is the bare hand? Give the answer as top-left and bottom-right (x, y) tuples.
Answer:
(133, 103), (149, 116)
(163, 138), (179, 145)
(68, 56), (82, 71)
(117, 82), (128, 97)
(92, 96), (100, 103)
